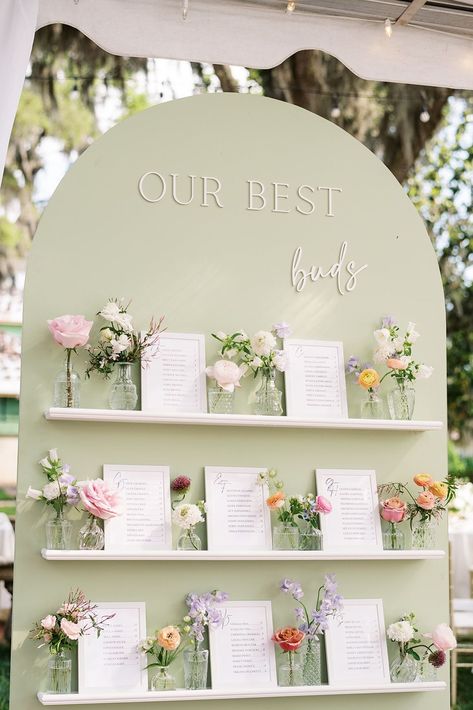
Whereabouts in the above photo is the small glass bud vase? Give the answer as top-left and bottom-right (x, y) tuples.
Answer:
(46, 513), (72, 550)
(79, 516), (104, 550)
(387, 380), (415, 420)
(47, 650), (72, 693)
(208, 386), (234, 414)
(272, 523), (299, 551)
(390, 652), (418, 683)
(298, 525), (323, 551)
(183, 648), (209, 689)
(417, 655), (437, 682)
(254, 368), (283, 416)
(382, 523), (405, 551)
(177, 528), (202, 551)
(150, 666), (176, 691)
(361, 391), (385, 419)
(411, 519), (435, 550)
(53, 357), (80, 408)
(109, 362), (138, 410)
(278, 652), (303, 687)
(302, 637), (321, 685)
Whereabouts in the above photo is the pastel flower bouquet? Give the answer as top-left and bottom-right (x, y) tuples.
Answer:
(48, 315), (93, 408)
(78, 479), (124, 551)
(140, 625), (187, 691)
(183, 590), (228, 689)
(172, 501), (206, 551)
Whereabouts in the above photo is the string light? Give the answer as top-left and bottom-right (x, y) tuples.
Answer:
(70, 80), (79, 100)
(286, 1), (296, 14)
(330, 95), (341, 119)
(182, 0), (189, 21)
(384, 18), (393, 38)
(420, 107), (431, 123)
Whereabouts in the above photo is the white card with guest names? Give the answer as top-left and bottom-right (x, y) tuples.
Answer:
(205, 467), (272, 551)
(325, 599), (390, 685)
(283, 339), (348, 419)
(103, 464), (172, 551)
(78, 602), (147, 693)
(209, 601), (277, 690)
(315, 469), (383, 552)
(141, 332), (207, 412)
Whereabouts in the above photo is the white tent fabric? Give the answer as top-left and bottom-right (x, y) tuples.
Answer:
(0, 0), (39, 187)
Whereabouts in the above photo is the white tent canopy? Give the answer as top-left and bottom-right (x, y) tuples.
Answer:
(2, 0), (473, 186)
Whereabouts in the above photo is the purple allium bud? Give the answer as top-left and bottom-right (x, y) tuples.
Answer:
(429, 650), (446, 668)
(171, 475), (191, 492)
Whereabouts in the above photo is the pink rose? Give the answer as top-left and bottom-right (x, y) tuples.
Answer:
(205, 360), (244, 393)
(315, 495), (332, 514)
(41, 615), (56, 630)
(60, 618), (81, 641)
(48, 314), (93, 349)
(416, 490), (436, 510)
(79, 479), (124, 520)
(380, 497), (407, 523)
(386, 358), (408, 370)
(425, 623), (456, 652)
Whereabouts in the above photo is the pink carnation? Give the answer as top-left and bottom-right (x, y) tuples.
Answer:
(48, 314), (93, 349)
(79, 479), (123, 520)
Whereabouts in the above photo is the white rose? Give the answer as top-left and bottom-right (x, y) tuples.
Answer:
(26, 486), (42, 501)
(418, 364), (433, 379)
(111, 334), (130, 356)
(251, 330), (277, 357)
(172, 503), (204, 530)
(374, 328), (391, 345)
(273, 351), (287, 372)
(100, 301), (121, 322)
(42, 481), (62, 500)
(387, 620), (415, 644)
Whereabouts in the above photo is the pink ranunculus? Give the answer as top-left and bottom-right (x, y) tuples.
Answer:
(425, 623), (457, 652)
(315, 495), (332, 514)
(380, 497), (407, 523)
(386, 358), (408, 370)
(205, 359), (243, 393)
(41, 615), (57, 630)
(416, 490), (436, 510)
(60, 618), (81, 641)
(48, 315), (93, 349)
(79, 479), (123, 520)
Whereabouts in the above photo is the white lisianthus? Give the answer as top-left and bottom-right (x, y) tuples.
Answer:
(26, 486), (42, 501)
(234, 331), (248, 343)
(418, 364), (433, 379)
(251, 330), (277, 357)
(100, 328), (113, 342)
(387, 620), (415, 643)
(273, 351), (287, 372)
(111, 334), (130, 356)
(42, 481), (62, 500)
(225, 348), (238, 359)
(251, 356), (263, 368)
(172, 503), (204, 530)
(100, 300), (121, 322)
(374, 344), (394, 363)
(407, 322), (420, 342)
(374, 328), (391, 345)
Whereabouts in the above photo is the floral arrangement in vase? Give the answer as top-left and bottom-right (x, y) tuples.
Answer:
(140, 624), (188, 691)
(85, 299), (165, 410)
(78, 479), (124, 550)
(26, 449), (79, 550)
(205, 360), (245, 414)
(211, 322), (290, 416)
(183, 590), (228, 689)
(346, 357), (384, 419)
(30, 589), (115, 694)
(387, 613), (456, 683)
(170, 475), (192, 508)
(295, 494), (332, 551)
(272, 626), (305, 687)
(48, 315), (93, 408)
(172, 501), (206, 550)
(279, 574), (343, 686)
(259, 470), (300, 550)
(379, 497), (407, 550)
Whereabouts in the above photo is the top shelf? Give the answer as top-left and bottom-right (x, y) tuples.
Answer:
(45, 408), (442, 432)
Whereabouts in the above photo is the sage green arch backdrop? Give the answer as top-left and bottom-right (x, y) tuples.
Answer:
(11, 93), (448, 710)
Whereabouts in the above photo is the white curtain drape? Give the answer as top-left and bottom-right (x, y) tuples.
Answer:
(0, 0), (39, 188)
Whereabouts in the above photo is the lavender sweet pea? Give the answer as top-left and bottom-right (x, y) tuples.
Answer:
(279, 575), (343, 639)
(185, 590), (228, 649)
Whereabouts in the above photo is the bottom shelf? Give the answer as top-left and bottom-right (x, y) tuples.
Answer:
(37, 682), (446, 704)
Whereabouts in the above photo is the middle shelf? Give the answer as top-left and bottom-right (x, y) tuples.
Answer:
(41, 549), (445, 561)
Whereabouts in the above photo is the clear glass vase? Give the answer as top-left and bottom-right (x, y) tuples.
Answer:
(278, 652), (303, 686)
(150, 666), (176, 691)
(109, 362), (138, 410)
(183, 648), (209, 689)
(361, 391), (385, 419)
(302, 637), (321, 685)
(411, 519), (436, 549)
(272, 523), (299, 550)
(387, 380), (415, 420)
(383, 523), (405, 551)
(298, 525), (323, 551)
(177, 528), (202, 551)
(47, 650), (72, 693)
(79, 516), (104, 550)
(46, 513), (72, 550)
(208, 387), (234, 414)
(416, 655), (437, 682)
(254, 368), (283, 416)
(390, 652), (418, 682)
(53, 351), (80, 408)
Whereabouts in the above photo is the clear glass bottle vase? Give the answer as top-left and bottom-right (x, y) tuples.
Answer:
(411, 518), (436, 550)
(298, 525), (323, 551)
(79, 516), (104, 550)
(109, 362), (138, 410)
(390, 652), (418, 682)
(387, 380), (415, 420)
(272, 522), (299, 550)
(46, 512), (72, 550)
(177, 528), (202, 551)
(47, 650), (72, 693)
(183, 647), (209, 689)
(208, 386), (234, 414)
(382, 523), (405, 550)
(150, 666), (176, 691)
(53, 350), (80, 408)
(361, 390), (385, 419)
(302, 637), (321, 685)
(253, 368), (283, 416)
(278, 651), (303, 686)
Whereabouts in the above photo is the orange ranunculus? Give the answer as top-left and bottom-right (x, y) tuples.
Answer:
(416, 490), (436, 510)
(413, 473), (433, 488)
(266, 491), (286, 510)
(358, 368), (380, 390)
(157, 626), (181, 651)
(272, 627), (305, 652)
(428, 481), (448, 500)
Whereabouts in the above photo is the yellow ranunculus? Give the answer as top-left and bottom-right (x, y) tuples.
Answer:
(428, 480), (448, 500)
(358, 368), (380, 390)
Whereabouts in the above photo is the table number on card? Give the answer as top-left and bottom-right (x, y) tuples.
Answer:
(205, 467), (272, 551)
(283, 339), (348, 419)
(209, 601), (277, 689)
(78, 602), (148, 693)
(315, 469), (383, 552)
(103, 465), (172, 551)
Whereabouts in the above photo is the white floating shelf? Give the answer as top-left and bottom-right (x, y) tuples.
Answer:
(45, 408), (442, 432)
(41, 549), (445, 561)
(37, 682), (446, 705)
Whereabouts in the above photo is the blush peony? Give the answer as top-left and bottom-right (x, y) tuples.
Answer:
(48, 315), (93, 349)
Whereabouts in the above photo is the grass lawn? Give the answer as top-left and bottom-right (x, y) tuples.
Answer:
(457, 666), (473, 709)
(0, 646), (9, 710)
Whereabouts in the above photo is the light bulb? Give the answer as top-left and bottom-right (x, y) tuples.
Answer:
(384, 18), (393, 38)
(331, 105), (341, 119)
(420, 109), (431, 123)
(286, 1), (296, 13)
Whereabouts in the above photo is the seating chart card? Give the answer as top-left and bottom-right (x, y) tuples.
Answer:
(325, 599), (390, 685)
(205, 467), (272, 551)
(284, 339), (348, 419)
(315, 468), (383, 552)
(103, 464), (172, 551)
(209, 601), (277, 689)
(78, 602), (147, 693)
(141, 332), (206, 412)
